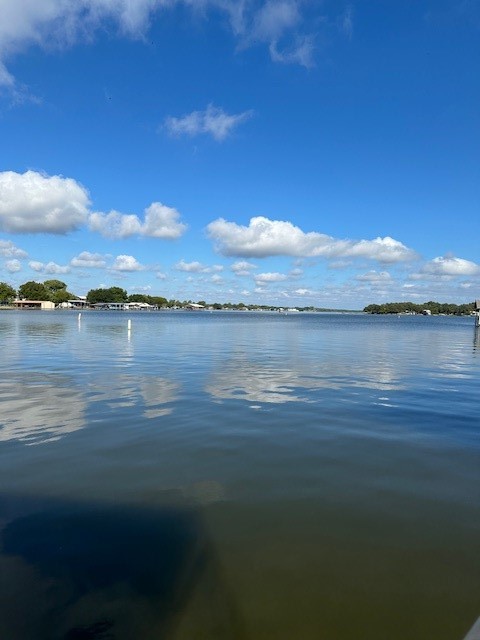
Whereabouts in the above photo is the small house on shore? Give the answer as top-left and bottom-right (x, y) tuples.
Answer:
(13, 300), (55, 310)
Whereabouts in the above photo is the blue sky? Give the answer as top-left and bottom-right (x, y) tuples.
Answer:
(0, 0), (479, 308)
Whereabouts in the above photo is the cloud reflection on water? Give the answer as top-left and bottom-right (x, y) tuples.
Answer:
(205, 356), (405, 405)
(88, 374), (181, 419)
(0, 373), (85, 445)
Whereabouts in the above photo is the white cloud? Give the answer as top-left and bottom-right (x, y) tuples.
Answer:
(251, 0), (314, 68)
(340, 5), (353, 38)
(269, 35), (315, 68)
(88, 210), (141, 238)
(28, 260), (71, 274)
(175, 260), (207, 273)
(289, 267), (303, 277)
(255, 272), (288, 283)
(421, 255), (479, 276)
(174, 259), (222, 273)
(0, 239), (28, 258)
(294, 288), (312, 296)
(211, 274), (223, 283)
(5, 258), (21, 273)
(142, 202), (188, 238)
(231, 260), (257, 276)
(88, 201), (187, 239)
(207, 216), (417, 263)
(0, 0), (324, 90)
(356, 270), (392, 282)
(164, 104), (253, 141)
(156, 271), (167, 280)
(111, 255), (145, 272)
(254, 0), (300, 41)
(0, 0), (162, 89)
(70, 251), (107, 268)
(0, 170), (90, 234)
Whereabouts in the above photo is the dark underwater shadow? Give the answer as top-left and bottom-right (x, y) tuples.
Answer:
(0, 496), (245, 640)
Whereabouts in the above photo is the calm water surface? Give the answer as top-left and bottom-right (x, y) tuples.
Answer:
(0, 311), (479, 639)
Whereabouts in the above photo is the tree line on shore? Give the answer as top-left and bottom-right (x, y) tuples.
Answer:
(3, 280), (475, 314)
(363, 301), (475, 315)
(0, 279), (336, 311)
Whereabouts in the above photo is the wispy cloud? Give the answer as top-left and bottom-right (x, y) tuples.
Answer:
(164, 104), (253, 142)
(340, 5), (353, 39)
(0, 0), (324, 90)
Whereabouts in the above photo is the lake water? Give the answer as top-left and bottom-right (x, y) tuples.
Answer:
(0, 310), (479, 640)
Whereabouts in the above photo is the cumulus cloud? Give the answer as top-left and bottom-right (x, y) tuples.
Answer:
(111, 255), (144, 272)
(175, 260), (207, 273)
(164, 104), (253, 141)
(0, 170), (90, 234)
(231, 260), (257, 275)
(356, 270), (392, 282)
(207, 216), (417, 263)
(0, 171), (186, 240)
(255, 272), (288, 283)
(174, 260), (222, 273)
(294, 288), (313, 296)
(421, 255), (479, 276)
(5, 259), (21, 273)
(70, 251), (107, 268)
(88, 202), (187, 239)
(0, 239), (28, 258)
(28, 260), (71, 274)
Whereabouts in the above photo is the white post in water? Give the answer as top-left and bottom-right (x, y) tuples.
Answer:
(127, 318), (132, 332)
(78, 312), (82, 323)
(475, 300), (480, 327)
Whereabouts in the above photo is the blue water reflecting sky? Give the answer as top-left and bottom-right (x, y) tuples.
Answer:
(0, 311), (479, 639)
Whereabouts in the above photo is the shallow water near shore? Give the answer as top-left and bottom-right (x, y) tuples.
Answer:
(0, 310), (479, 639)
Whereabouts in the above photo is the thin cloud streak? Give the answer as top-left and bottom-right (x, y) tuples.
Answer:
(164, 104), (254, 141)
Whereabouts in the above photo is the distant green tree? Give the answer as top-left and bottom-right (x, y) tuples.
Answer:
(149, 296), (167, 307)
(364, 300), (475, 315)
(44, 279), (67, 295)
(43, 279), (76, 305)
(52, 289), (72, 304)
(0, 282), (16, 303)
(87, 287), (128, 304)
(128, 294), (149, 303)
(18, 281), (50, 301)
